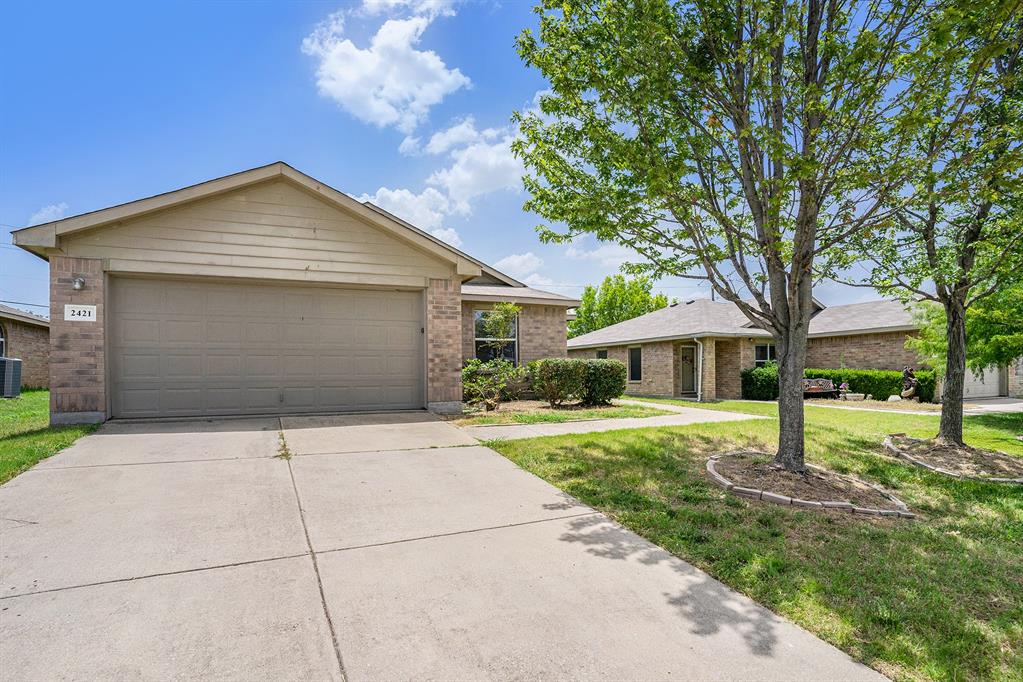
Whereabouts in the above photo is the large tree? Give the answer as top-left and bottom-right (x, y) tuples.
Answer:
(514, 0), (924, 472)
(843, 2), (1022, 444)
(570, 275), (671, 337)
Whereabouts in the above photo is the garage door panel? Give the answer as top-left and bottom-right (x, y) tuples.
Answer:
(110, 278), (424, 418)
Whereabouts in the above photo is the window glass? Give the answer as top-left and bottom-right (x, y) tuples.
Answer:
(596, 349), (608, 359)
(629, 347), (642, 381)
(0, 323), (5, 357)
(755, 344), (776, 367)
(474, 310), (518, 364)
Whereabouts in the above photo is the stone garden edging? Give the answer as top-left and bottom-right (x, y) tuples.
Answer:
(882, 435), (1023, 485)
(706, 451), (916, 519)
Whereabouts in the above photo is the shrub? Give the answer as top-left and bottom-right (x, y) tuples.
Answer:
(741, 362), (780, 400)
(531, 358), (587, 407)
(581, 359), (627, 405)
(740, 364), (937, 402)
(462, 359), (517, 411)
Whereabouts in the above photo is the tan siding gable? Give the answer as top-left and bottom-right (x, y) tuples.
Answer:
(61, 179), (455, 287)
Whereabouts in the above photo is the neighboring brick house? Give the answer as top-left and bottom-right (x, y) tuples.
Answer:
(0, 303), (50, 388)
(11, 162), (577, 424)
(568, 298), (1019, 401)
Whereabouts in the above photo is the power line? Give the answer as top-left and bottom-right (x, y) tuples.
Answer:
(0, 299), (49, 308)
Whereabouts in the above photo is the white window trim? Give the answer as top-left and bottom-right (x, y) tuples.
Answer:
(628, 345), (643, 383)
(0, 322), (5, 358)
(473, 308), (519, 364)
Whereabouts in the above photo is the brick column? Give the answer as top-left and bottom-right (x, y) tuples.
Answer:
(700, 338), (716, 401)
(50, 257), (105, 425)
(1009, 358), (1023, 398)
(426, 277), (462, 414)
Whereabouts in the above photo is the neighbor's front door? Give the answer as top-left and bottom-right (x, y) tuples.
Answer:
(679, 346), (696, 393)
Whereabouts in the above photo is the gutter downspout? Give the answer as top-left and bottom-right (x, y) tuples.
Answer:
(693, 338), (703, 402)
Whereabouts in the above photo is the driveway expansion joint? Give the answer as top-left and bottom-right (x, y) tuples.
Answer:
(286, 456), (349, 682)
(0, 553), (308, 601)
(314, 511), (603, 556)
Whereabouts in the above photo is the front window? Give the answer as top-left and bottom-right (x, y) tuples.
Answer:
(0, 323), (5, 357)
(629, 347), (642, 381)
(755, 343), (776, 367)
(596, 349), (608, 359)
(474, 310), (518, 364)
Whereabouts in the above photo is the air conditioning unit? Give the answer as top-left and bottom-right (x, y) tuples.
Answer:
(1, 358), (22, 398)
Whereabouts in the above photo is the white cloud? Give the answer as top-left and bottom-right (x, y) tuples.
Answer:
(358, 186), (462, 246)
(427, 134), (523, 213)
(565, 241), (636, 268)
(302, 11), (470, 133)
(423, 117), (499, 155)
(398, 135), (421, 155)
(359, 0), (456, 18)
(493, 252), (544, 279)
(427, 227), (462, 246)
(28, 202), (69, 226)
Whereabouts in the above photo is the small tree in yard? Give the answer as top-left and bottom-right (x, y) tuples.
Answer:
(570, 275), (671, 337)
(843, 3), (1022, 444)
(514, 0), (926, 472)
(908, 281), (1023, 382)
(479, 302), (522, 362)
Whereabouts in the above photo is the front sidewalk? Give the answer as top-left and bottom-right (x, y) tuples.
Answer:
(461, 402), (763, 441)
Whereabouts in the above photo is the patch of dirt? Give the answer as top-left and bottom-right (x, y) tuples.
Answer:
(889, 435), (1023, 480)
(715, 454), (903, 510)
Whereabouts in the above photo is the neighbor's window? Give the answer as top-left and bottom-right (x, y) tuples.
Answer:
(596, 349), (608, 359)
(474, 310), (518, 364)
(628, 347), (642, 381)
(0, 323), (5, 357)
(755, 343), (776, 367)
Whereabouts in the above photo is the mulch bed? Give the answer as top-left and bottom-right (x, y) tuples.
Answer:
(707, 451), (914, 518)
(884, 434), (1023, 484)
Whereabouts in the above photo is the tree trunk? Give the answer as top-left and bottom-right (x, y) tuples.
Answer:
(939, 299), (967, 445)
(774, 327), (808, 473)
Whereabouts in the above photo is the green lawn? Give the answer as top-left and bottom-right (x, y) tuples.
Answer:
(0, 390), (97, 484)
(490, 400), (1023, 681)
(455, 402), (671, 426)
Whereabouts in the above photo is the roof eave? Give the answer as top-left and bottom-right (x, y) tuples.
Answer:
(567, 329), (772, 349)
(0, 311), (49, 328)
(461, 292), (580, 307)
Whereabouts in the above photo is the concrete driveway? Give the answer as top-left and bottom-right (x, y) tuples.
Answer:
(1, 413), (883, 681)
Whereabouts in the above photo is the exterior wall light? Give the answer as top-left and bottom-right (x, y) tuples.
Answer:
(72, 277), (86, 291)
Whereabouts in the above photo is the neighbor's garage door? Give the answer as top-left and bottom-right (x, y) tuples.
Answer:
(963, 365), (1001, 399)
(109, 277), (424, 418)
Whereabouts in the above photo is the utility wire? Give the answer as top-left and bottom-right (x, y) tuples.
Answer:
(0, 299), (49, 308)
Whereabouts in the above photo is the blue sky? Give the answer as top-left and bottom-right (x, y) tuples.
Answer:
(1, 0), (868, 318)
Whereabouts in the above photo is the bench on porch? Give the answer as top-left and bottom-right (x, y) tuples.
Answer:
(802, 378), (840, 399)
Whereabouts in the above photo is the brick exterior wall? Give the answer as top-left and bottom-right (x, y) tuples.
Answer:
(49, 257), (105, 425)
(715, 339), (740, 399)
(570, 342), (676, 396)
(1009, 358), (1023, 398)
(806, 331), (922, 371)
(699, 338), (716, 400)
(461, 302), (568, 364)
(426, 278), (463, 413)
(1, 318), (49, 388)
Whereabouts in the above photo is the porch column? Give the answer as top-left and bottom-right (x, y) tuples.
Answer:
(700, 338), (716, 401)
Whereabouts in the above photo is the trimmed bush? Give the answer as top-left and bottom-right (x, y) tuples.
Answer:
(740, 365), (937, 402)
(740, 362), (781, 400)
(582, 359), (627, 405)
(530, 358), (587, 407)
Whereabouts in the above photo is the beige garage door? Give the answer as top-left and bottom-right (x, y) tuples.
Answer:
(109, 277), (424, 418)
(963, 365), (1002, 399)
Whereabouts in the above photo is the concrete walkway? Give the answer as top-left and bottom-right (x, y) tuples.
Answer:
(462, 402), (763, 441)
(1, 412), (882, 681)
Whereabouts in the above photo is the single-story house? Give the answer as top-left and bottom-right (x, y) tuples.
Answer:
(12, 162), (577, 425)
(568, 297), (1022, 401)
(0, 303), (50, 388)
